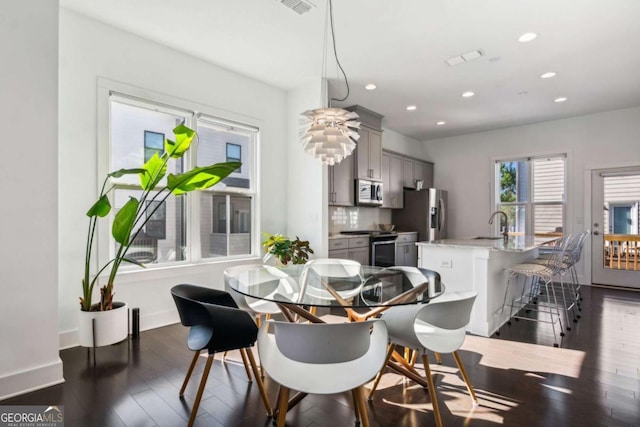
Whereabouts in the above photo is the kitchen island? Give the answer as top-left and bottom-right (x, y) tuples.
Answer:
(417, 235), (557, 337)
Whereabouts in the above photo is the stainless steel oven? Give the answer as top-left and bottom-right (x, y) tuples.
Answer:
(340, 230), (398, 266)
(370, 233), (398, 267)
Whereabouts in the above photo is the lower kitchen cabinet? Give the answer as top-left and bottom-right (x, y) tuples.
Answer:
(395, 232), (418, 267)
(329, 236), (370, 264)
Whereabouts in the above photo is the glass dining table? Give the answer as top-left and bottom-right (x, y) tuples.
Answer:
(225, 263), (444, 321)
(224, 262), (446, 391)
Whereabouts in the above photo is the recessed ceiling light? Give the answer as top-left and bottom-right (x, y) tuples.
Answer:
(406, 105), (417, 111)
(462, 91), (475, 98)
(540, 72), (557, 79)
(518, 32), (538, 43)
(365, 83), (377, 90)
(436, 121), (446, 126)
(554, 97), (568, 103)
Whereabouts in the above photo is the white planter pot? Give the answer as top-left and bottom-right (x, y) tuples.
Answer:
(78, 302), (129, 347)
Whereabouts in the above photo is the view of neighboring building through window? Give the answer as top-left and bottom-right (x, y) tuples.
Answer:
(108, 95), (256, 266)
(226, 143), (242, 173)
(197, 118), (254, 257)
(496, 155), (566, 236)
(603, 174), (640, 235)
(143, 130), (164, 162)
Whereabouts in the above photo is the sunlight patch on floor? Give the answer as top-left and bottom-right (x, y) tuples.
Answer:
(462, 335), (585, 378)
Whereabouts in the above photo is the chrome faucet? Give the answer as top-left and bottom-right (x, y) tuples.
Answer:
(489, 211), (509, 243)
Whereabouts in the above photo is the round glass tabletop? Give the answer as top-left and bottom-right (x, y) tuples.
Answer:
(224, 263), (444, 308)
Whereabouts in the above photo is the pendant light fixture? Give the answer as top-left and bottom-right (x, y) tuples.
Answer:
(299, 0), (360, 166)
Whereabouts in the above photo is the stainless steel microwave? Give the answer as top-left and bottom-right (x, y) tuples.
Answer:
(356, 179), (383, 206)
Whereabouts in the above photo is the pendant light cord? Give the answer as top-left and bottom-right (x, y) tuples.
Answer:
(328, 0), (350, 105)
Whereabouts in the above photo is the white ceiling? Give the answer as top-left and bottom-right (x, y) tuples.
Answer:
(61, 0), (640, 141)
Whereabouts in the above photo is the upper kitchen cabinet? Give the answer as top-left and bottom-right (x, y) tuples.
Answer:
(382, 151), (403, 208)
(346, 105), (384, 181)
(328, 155), (354, 206)
(403, 158), (434, 189)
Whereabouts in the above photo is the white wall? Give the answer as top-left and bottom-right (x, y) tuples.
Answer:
(424, 106), (640, 281)
(382, 127), (427, 160)
(0, 1), (63, 399)
(58, 9), (289, 347)
(285, 80), (328, 256)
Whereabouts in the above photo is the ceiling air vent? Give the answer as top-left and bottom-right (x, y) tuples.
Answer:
(445, 49), (484, 67)
(277, 0), (316, 15)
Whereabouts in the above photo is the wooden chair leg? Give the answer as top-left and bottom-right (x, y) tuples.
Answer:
(368, 344), (395, 400)
(355, 386), (370, 427)
(245, 347), (273, 416)
(222, 350), (228, 361)
(180, 350), (201, 396)
(434, 352), (442, 365)
(410, 350), (418, 367)
(239, 348), (253, 382)
(351, 389), (361, 423)
(188, 355), (214, 427)
(422, 354), (443, 427)
(453, 351), (478, 405)
(276, 386), (290, 427)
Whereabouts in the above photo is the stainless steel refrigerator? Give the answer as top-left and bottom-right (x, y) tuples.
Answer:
(392, 188), (448, 242)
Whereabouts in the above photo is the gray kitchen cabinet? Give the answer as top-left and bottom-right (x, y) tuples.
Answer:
(403, 158), (434, 189)
(328, 155), (354, 206)
(395, 232), (418, 266)
(356, 125), (382, 181)
(328, 236), (370, 264)
(344, 105), (383, 182)
(382, 151), (403, 208)
(349, 247), (369, 265)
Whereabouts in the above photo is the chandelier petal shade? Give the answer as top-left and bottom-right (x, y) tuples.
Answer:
(300, 107), (360, 166)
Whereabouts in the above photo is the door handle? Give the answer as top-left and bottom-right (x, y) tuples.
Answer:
(593, 231), (600, 235)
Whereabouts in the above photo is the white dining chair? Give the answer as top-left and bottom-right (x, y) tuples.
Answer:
(368, 291), (479, 427)
(258, 319), (388, 427)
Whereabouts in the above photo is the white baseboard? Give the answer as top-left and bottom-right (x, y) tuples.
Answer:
(0, 359), (64, 401)
(141, 309), (180, 332)
(58, 309), (180, 350)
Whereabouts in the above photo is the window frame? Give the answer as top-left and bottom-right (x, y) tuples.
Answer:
(96, 81), (261, 274)
(494, 154), (567, 237)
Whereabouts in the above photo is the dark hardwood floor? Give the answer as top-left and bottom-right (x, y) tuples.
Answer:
(3, 285), (640, 426)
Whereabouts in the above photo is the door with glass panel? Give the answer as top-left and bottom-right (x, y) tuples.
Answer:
(591, 169), (640, 288)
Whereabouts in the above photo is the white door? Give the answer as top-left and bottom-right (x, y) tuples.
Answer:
(591, 168), (640, 288)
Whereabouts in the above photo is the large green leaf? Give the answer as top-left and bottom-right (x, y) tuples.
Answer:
(139, 152), (166, 190)
(112, 197), (139, 245)
(86, 195), (111, 217)
(167, 162), (240, 195)
(108, 168), (147, 178)
(165, 124), (195, 159)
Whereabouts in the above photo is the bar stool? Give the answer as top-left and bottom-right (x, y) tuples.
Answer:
(497, 236), (571, 347)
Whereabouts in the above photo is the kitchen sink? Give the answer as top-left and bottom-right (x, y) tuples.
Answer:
(472, 236), (502, 240)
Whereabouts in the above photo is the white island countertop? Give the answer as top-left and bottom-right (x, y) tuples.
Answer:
(419, 235), (558, 252)
(416, 234), (560, 337)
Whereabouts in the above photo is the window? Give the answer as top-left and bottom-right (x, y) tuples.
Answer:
(197, 117), (254, 257)
(108, 93), (257, 266)
(495, 155), (566, 237)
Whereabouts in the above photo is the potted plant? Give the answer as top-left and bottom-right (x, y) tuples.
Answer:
(80, 124), (239, 347)
(262, 232), (314, 265)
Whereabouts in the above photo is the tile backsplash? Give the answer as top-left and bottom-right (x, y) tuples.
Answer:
(329, 207), (392, 235)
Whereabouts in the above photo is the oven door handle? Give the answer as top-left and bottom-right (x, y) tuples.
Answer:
(372, 240), (396, 246)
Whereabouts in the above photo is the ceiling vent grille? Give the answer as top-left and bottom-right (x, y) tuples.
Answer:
(278, 0), (316, 15)
(446, 49), (484, 67)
